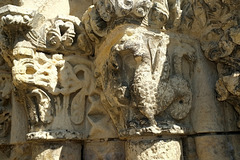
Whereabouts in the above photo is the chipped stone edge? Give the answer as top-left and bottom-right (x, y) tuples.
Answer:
(26, 130), (84, 141)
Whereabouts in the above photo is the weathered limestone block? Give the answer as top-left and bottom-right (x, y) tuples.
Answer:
(22, 0), (70, 19)
(94, 17), (195, 138)
(10, 143), (32, 160)
(10, 92), (28, 143)
(195, 135), (233, 160)
(84, 140), (125, 159)
(190, 48), (226, 133)
(228, 134), (240, 160)
(31, 141), (82, 160)
(194, 0), (240, 130)
(125, 138), (182, 160)
(182, 137), (198, 160)
(0, 0), (240, 160)
(0, 4), (117, 143)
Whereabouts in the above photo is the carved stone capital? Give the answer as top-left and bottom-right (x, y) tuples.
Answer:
(1, 1), (240, 160)
(95, 24), (196, 137)
(0, 4), (116, 141)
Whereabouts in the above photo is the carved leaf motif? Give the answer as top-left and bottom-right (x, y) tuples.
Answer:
(193, 1), (206, 28)
(95, 0), (114, 22)
(116, 0), (133, 16)
(27, 94), (38, 124)
(27, 88), (53, 124)
(46, 29), (61, 49)
(168, 44), (195, 120)
(47, 19), (76, 47)
(133, 0), (152, 18)
(89, 7), (108, 37)
(149, 0), (169, 28)
(169, 76), (192, 120)
(70, 64), (94, 125)
(57, 62), (83, 95)
(70, 90), (86, 125)
(148, 38), (158, 70)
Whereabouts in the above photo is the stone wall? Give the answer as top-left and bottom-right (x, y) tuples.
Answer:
(0, 0), (239, 159)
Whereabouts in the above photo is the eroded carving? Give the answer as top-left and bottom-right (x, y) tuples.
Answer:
(0, 4), (119, 142)
(95, 26), (195, 136)
(0, 72), (11, 139)
(0, 56), (12, 141)
(12, 48), (95, 133)
(83, 0), (169, 43)
(0, 1), (240, 160)
(46, 16), (79, 50)
(200, 1), (240, 128)
(27, 88), (53, 124)
(0, 0), (198, 140)
(66, 0), (197, 137)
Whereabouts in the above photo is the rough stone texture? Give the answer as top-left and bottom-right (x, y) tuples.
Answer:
(195, 135), (233, 160)
(22, 0), (70, 19)
(84, 140), (125, 159)
(125, 138), (183, 160)
(69, 0), (93, 18)
(31, 142), (82, 160)
(0, 0), (240, 159)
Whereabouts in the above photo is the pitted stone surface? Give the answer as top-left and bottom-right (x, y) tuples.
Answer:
(0, 0), (239, 160)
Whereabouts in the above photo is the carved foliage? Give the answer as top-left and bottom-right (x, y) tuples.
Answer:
(27, 88), (53, 124)
(0, 5), (93, 56)
(0, 5), (117, 139)
(97, 27), (195, 135)
(0, 57), (12, 139)
(0, 73), (11, 138)
(11, 46), (95, 132)
(83, 0), (170, 44)
(201, 1), (240, 127)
